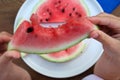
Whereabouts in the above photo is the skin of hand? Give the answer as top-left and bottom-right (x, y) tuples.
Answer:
(0, 32), (31, 80)
(89, 13), (120, 80)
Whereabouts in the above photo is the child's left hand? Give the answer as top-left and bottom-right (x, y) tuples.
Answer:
(0, 31), (31, 80)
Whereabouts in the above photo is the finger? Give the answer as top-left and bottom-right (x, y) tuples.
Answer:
(0, 31), (12, 37)
(112, 34), (120, 40)
(88, 14), (120, 29)
(0, 51), (20, 63)
(97, 13), (119, 20)
(90, 30), (118, 47)
(0, 43), (7, 53)
(0, 32), (12, 43)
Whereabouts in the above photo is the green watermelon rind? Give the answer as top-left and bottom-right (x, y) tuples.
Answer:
(39, 41), (87, 63)
(31, 0), (46, 13)
(80, 0), (91, 16)
(8, 33), (88, 54)
(14, 18), (24, 32)
(14, 0), (46, 32)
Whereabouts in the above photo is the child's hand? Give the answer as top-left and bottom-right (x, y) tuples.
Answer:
(89, 13), (120, 80)
(0, 31), (31, 80)
(0, 32), (12, 53)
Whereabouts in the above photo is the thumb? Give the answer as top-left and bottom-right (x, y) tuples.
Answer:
(0, 51), (20, 63)
(90, 30), (117, 46)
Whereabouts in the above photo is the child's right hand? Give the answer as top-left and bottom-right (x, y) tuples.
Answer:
(89, 13), (120, 80)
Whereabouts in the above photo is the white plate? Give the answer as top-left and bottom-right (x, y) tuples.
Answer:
(14, 0), (104, 78)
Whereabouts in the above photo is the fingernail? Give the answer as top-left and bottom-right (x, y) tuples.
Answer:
(92, 33), (99, 38)
(90, 31), (99, 39)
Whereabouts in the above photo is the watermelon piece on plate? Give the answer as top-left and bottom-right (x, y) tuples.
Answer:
(40, 41), (87, 62)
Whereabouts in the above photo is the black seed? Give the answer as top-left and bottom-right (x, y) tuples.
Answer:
(58, 0), (61, 3)
(78, 14), (81, 17)
(69, 13), (72, 17)
(46, 8), (50, 12)
(75, 12), (79, 15)
(27, 27), (34, 33)
(40, 19), (43, 22)
(75, 12), (81, 17)
(73, 7), (76, 11)
(61, 8), (65, 13)
(49, 12), (52, 15)
(45, 18), (49, 21)
(65, 49), (68, 52)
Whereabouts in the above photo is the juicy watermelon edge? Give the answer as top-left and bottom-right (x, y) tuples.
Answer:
(8, 33), (88, 54)
(14, 18), (24, 32)
(80, 0), (90, 16)
(31, 0), (46, 13)
(32, 0), (90, 16)
(39, 41), (87, 62)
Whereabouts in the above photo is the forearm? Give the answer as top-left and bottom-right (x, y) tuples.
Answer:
(94, 52), (120, 80)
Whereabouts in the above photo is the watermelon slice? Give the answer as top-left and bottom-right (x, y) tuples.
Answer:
(8, 0), (97, 55)
(8, 17), (96, 54)
(40, 41), (86, 62)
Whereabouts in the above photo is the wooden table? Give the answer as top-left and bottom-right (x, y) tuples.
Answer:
(0, 0), (120, 80)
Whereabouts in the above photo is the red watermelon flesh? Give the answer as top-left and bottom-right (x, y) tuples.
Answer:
(8, 16), (96, 54)
(36, 0), (87, 22)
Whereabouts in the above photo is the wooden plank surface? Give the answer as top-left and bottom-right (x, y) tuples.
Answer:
(0, 0), (120, 80)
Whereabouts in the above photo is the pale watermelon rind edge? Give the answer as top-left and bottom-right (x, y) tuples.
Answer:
(8, 33), (88, 54)
(32, 0), (91, 16)
(14, 18), (24, 32)
(80, 0), (91, 16)
(31, 0), (46, 13)
(39, 41), (87, 63)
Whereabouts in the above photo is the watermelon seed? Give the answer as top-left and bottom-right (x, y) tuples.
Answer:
(26, 27), (34, 33)
(58, 0), (61, 4)
(49, 12), (52, 16)
(46, 8), (50, 12)
(40, 19), (43, 22)
(45, 18), (49, 21)
(65, 49), (68, 52)
(75, 12), (79, 15)
(73, 7), (76, 11)
(68, 7), (77, 17)
(69, 13), (72, 17)
(60, 3), (68, 13)
(61, 8), (65, 13)
(75, 12), (81, 17)
(78, 14), (81, 17)
(54, 0), (61, 8)
(78, 13), (81, 17)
